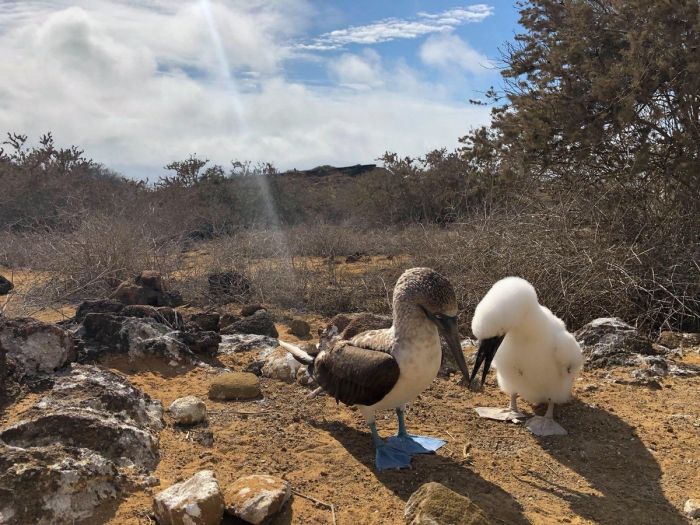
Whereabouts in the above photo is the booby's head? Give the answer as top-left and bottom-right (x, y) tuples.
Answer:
(393, 267), (470, 381)
(469, 276), (539, 387)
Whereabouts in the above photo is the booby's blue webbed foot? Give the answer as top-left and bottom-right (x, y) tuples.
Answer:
(375, 444), (412, 471)
(386, 408), (445, 454)
(386, 434), (445, 454)
(369, 421), (411, 470)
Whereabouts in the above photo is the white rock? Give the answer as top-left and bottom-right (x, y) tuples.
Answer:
(224, 474), (291, 525)
(685, 499), (700, 518)
(169, 396), (207, 425)
(260, 347), (301, 383)
(153, 470), (224, 525)
(0, 318), (74, 376)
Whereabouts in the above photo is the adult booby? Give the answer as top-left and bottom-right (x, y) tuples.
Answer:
(280, 267), (470, 470)
(469, 277), (583, 436)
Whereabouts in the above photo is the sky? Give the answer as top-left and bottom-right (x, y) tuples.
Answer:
(0, 1), (520, 179)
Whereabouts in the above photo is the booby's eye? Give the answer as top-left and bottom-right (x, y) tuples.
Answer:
(433, 314), (444, 321)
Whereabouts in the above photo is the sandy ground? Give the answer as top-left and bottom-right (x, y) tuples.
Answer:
(84, 326), (699, 525)
(2, 265), (699, 524)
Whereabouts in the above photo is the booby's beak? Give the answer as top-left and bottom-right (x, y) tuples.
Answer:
(469, 336), (504, 388)
(428, 313), (470, 382)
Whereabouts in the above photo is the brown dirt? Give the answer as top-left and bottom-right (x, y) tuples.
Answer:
(2, 265), (698, 524)
(80, 328), (697, 525)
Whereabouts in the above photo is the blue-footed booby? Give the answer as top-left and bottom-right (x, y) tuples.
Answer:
(469, 277), (583, 436)
(280, 267), (470, 470)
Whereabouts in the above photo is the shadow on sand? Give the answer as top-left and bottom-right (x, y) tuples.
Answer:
(311, 419), (530, 525)
(530, 399), (685, 525)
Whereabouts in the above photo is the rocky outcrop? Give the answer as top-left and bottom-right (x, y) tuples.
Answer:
(575, 318), (657, 368)
(174, 330), (221, 357)
(120, 305), (183, 328)
(221, 310), (278, 338)
(1, 365), (163, 470)
(219, 313), (242, 330)
(224, 474), (291, 524)
(240, 304), (265, 317)
(74, 299), (125, 322)
(0, 317), (75, 377)
(0, 443), (126, 525)
(218, 334), (278, 355)
(153, 470), (224, 525)
(186, 312), (220, 332)
(404, 482), (493, 525)
(576, 317), (700, 379)
(0, 275), (14, 295)
(0, 365), (163, 524)
(77, 313), (203, 366)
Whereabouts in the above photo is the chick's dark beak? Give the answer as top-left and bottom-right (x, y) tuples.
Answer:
(432, 315), (470, 382)
(469, 335), (504, 387)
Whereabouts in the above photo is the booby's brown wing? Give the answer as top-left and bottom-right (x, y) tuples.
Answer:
(314, 339), (399, 407)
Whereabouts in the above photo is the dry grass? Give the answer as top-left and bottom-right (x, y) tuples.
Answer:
(2, 213), (697, 332)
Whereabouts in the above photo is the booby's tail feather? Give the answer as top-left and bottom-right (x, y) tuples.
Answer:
(279, 340), (315, 365)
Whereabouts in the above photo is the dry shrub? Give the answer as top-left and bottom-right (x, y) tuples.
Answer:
(3, 215), (182, 306)
(172, 228), (403, 315)
(404, 208), (699, 332)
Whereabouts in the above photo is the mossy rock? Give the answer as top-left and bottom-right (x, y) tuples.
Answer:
(405, 482), (493, 525)
(208, 372), (261, 400)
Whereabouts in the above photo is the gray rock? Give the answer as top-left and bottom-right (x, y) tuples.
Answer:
(219, 313), (242, 330)
(224, 474), (291, 525)
(0, 317), (75, 377)
(1, 409), (159, 470)
(575, 317), (658, 368)
(74, 299), (124, 322)
(153, 470), (224, 525)
(1, 365), (163, 470)
(0, 443), (126, 525)
(187, 312), (220, 332)
(218, 334), (278, 355)
(0, 365), (163, 525)
(174, 330), (222, 356)
(120, 305), (184, 328)
(221, 311), (278, 338)
(78, 314), (203, 366)
(169, 396), (207, 425)
(404, 482), (493, 525)
(240, 304), (265, 317)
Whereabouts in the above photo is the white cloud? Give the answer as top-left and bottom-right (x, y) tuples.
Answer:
(327, 49), (384, 89)
(0, 1), (491, 178)
(420, 33), (493, 74)
(298, 4), (493, 50)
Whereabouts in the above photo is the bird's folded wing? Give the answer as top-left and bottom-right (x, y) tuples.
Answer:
(315, 342), (400, 407)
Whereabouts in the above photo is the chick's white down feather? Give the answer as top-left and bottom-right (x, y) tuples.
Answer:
(471, 277), (583, 404)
